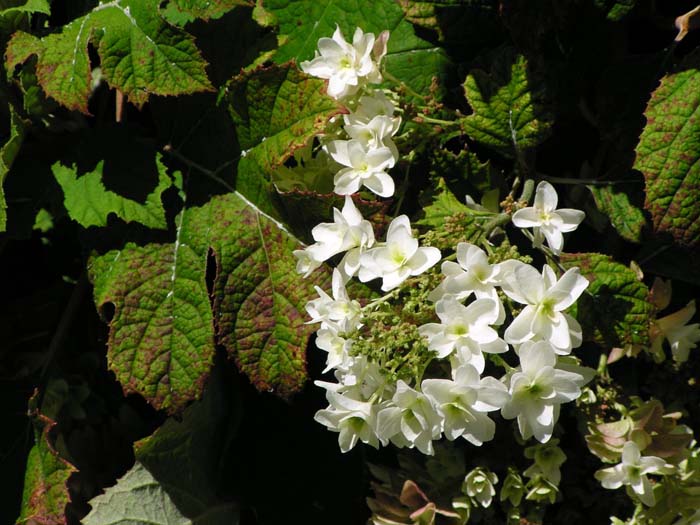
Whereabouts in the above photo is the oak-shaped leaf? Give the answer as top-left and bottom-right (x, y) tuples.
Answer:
(258, 0), (452, 97)
(461, 49), (552, 156)
(634, 51), (700, 248)
(52, 153), (175, 229)
(5, 0), (213, 113)
(561, 253), (655, 350)
(223, 61), (345, 213)
(89, 192), (329, 413)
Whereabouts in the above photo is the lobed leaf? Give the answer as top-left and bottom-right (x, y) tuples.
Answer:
(90, 191), (329, 412)
(460, 49), (552, 156)
(634, 52), (700, 248)
(52, 154), (174, 229)
(260, 0), (452, 97)
(223, 62), (344, 212)
(561, 253), (655, 349)
(588, 184), (646, 243)
(5, 0), (213, 113)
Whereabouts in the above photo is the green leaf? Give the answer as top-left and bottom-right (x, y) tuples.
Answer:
(90, 192), (329, 411)
(561, 253), (655, 350)
(161, 0), (251, 24)
(594, 0), (636, 21)
(52, 153), (174, 229)
(83, 462), (192, 525)
(17, 415), (76, 525)
(417, 177), (472, 228)
(261, 0), (452, 97)
(588, 184), (646, 243)
(634, 52), (700, 248)
(133, 366), (238, 520)
(460, 49), (552, 156)
(0, 105), (25, 232)
(396, 0), (494, 37)
(0, 0), (49, 16)
(5, 0), (213, 113)
(90, 239), (215, 413)
(223, 62), (344, 213)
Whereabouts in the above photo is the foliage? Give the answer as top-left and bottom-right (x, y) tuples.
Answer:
(1, 1), (700, 525)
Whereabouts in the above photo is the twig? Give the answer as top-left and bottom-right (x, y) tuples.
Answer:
(163, 144), (235, 192)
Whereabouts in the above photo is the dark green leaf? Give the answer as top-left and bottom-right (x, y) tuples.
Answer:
(588, 184), (646, 243)
(460, 49), (552, 156)
(261, 0), (452, 97)
(561, 253), (655, 349)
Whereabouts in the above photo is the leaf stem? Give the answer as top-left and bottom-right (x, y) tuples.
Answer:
(163, 144), (235, 192)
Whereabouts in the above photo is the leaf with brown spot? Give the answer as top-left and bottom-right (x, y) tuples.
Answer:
(5, 0), (212, 113)
(17, 414), (76, 525)
(634, 51), (700, 248)
(89, 191), (330, 410)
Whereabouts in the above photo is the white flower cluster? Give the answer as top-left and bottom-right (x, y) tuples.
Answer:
(297, 27), (592, 457)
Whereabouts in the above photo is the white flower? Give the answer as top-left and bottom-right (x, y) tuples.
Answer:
(500, 262), (587, 354)
(327, 139), (396, 197)
(314, 387), (379, 452)
(349, 90), (397, 122)
(501, 341), (590, 443)
(594, 441), (669, 506)
(419, 297), (508, 373)
(376, 380), (442, 455)
(333, 355), (392, 401)
(463, 467), (498, 508)
(428, 242), (505, 323)
(421, 365), (509, 445)
(315, 328), (353, 373)
(343, 114), (400, 161)
(300, 26), (386, 99)
(652, 300), (700, 363)
(306, 269), (362, 334)
(294, 195), (376, 277)
(512, 181), (585, 254)
(359, 215), (441, 291)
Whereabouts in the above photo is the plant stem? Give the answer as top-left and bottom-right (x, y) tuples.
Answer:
(163, 144), (235, 192)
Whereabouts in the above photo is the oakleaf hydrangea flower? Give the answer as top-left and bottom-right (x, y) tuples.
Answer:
(359, 215), (441, 291)
(419, 297), (507, 373)
(422, 365), (509, 445)
(376, 380), (442, 455)
(512, 180), (585, 255)
(306, 269), (362, 334)
(463, 467), (498, 508)
(347, 90), (397, 122)
(594, 441), (670, 506)
(294, 195), (375, 277)
(500, 262), (587, 354)
(314, 385), (379, 452)
(428, 243), (505, 323)
(343, 114), (400, 160)
(651, 300), (700, 363)
(327, 139), (396, 197)
(524, 440), (566, 485)
(300, 26), (387, 100)
(315, 329), (353, 373)
(501, 341), (590, 443)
